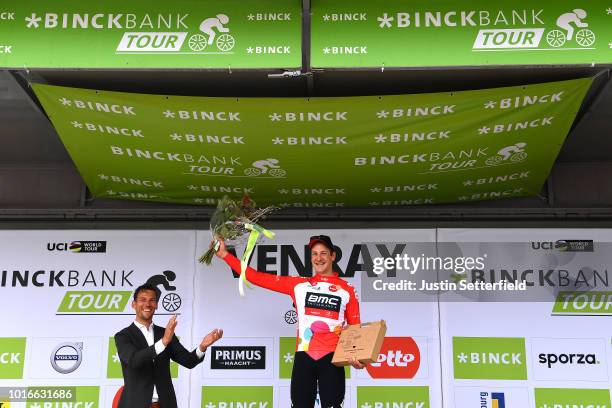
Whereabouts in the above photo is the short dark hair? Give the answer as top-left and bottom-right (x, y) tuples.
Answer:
(133, 284), (158, 301)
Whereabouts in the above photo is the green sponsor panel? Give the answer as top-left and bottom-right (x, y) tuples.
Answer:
(553, 291), (612, 315)
(0, 337), (26, 379)
(312, 0), (612, 67)
(0, 0), (300, 69)
(201, 386), (273, 408)
(32, 78), (591, 207)
(357, 386), (430, 408)
(279, 336), (348, 379)
(453, 337), (527, 380)
(107, 337), (178, 378)
(26, 386), (99, 407)
(58, 291), (131, 312)
(534, 388), (611, 408)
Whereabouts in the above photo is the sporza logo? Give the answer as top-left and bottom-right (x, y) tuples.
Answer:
(366, 337), (421, 379)
(531, 338), (608, 381)
(50, 342), (83, 374)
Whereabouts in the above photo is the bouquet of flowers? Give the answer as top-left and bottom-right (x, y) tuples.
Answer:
(199, 195), (276, 295)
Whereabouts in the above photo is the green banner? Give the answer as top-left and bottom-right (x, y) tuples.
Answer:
(535, 388), (611, 408)
(0, 338), (26, 379)
(312, 1), (612, 67)
(201, 386), (273, 408)
(357, 386), (430, 408)
(0, 0), (301, 69)
(453, 337), (528, 380)
(552, 291), (612, 315)
(32, 78), (591, 207)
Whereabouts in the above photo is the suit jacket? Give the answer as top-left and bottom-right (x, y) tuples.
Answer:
(114, 323), (204, 408)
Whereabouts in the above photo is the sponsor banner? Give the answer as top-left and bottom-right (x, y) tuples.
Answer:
(0, 338), (26, 379)
(203, 338), (273, 379)
(530, 337), (608, 381)
(454, 387), (530, 408)
(200, 386), (273, 408)
(311, 0), (612, 67)
(553, 291), (612, 315)
(534, 388), (611, 408)
(0, 0), (301, 69)
(32, 78), (591, 207)
(356, 386), (430, 408)
(27, 337), (103, 379)
(452, 337), (527, 380)
(353, 336), (428, 379)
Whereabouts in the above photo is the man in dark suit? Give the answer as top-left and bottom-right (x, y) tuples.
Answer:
(115, 283), (223, 408)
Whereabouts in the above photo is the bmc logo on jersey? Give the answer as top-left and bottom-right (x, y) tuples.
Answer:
(305, 292), (341, 319)
(366, 337), (421, 379)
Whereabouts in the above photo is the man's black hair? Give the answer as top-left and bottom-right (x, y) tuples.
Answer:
(133, 283), (158, 301)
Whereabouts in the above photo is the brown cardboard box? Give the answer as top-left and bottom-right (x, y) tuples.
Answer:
(332, 320), (387, 366)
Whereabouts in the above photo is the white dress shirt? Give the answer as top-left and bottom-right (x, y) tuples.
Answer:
(133, 320), (205, 403)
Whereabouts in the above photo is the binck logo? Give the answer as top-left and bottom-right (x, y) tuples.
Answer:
(200, 386), (273, 408)
(453, 337), (527, 380)
(535, 388), (611, 408)
(357, 386), (430, 408)
(0, 337), (26, 379)
(211, 346), (265, 369)
(366, 337), (420, 379)
(552, 291), (612, 316)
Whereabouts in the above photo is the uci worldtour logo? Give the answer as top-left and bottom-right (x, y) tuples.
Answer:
(531, 239), (594, 252)
(210, 346), (266, 369)
(47, 241), (107, 253)
(50, 342), (83, 374)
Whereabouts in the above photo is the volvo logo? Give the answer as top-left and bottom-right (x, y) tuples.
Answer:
(50, 342), (83, 374)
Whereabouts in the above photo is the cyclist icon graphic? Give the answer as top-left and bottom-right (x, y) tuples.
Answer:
(244, 158), (287, 177)
(546, 9), (595, 48)
(485, 143), (528, 166)
(188, 14), (236, 52)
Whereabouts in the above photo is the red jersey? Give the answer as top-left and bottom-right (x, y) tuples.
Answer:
(223, 253), (360, 356)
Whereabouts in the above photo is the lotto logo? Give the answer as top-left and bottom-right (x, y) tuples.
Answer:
(366, 337), (420, 379)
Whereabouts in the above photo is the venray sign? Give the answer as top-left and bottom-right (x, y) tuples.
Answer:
(0, 0), (301, 69)
(311, 0), (612, 67)
(32, 78), (591, 207)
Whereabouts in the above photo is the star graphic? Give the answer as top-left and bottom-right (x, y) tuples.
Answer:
(607, 7), (612, 14)
(323, 47), (331, 54)
(272, 137), (284, 144)
(170, 133), (182, 141)
(368, 202), (379, 206)
(323, 14), (330, 21)
(247, 13), (255, 20)
(25, 13), (42, 28)
(279, 202), (290, 207)
(205, 403), (216, 408)
(361, 403), (373, 408)
(451, 272), (467, 284)
(71, 121), (83, 128)
(269, 113), (282, 121)
(279, 189), (289, 194)
(284, 352), (294, 363)
(609, 41), (612, 49)
(187, 185), (198, 190)
(163, 110), (175, 118)
(375, 134), (387, 143)
(370, 187), (381, 192)
(194, 198), (204, 203)
(463, 180), (473, 186)
(59, 97), (72, 106)
(377, 13), (394, 28)
(478, 126), (490, 134)
(107, 190), (115, 195)
(484, 101), (496, 109)
(458, 352), (468, 363)
(98, 174), (109, 180)
(376, 110), (389, 118)
(247, 47), (254, 54)
(458, 196), (468, 201)
(112, 353), (120, 363)
(31, 403), (41, 408)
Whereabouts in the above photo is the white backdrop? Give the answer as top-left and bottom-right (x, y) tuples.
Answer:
(0, 229), (609, 408)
